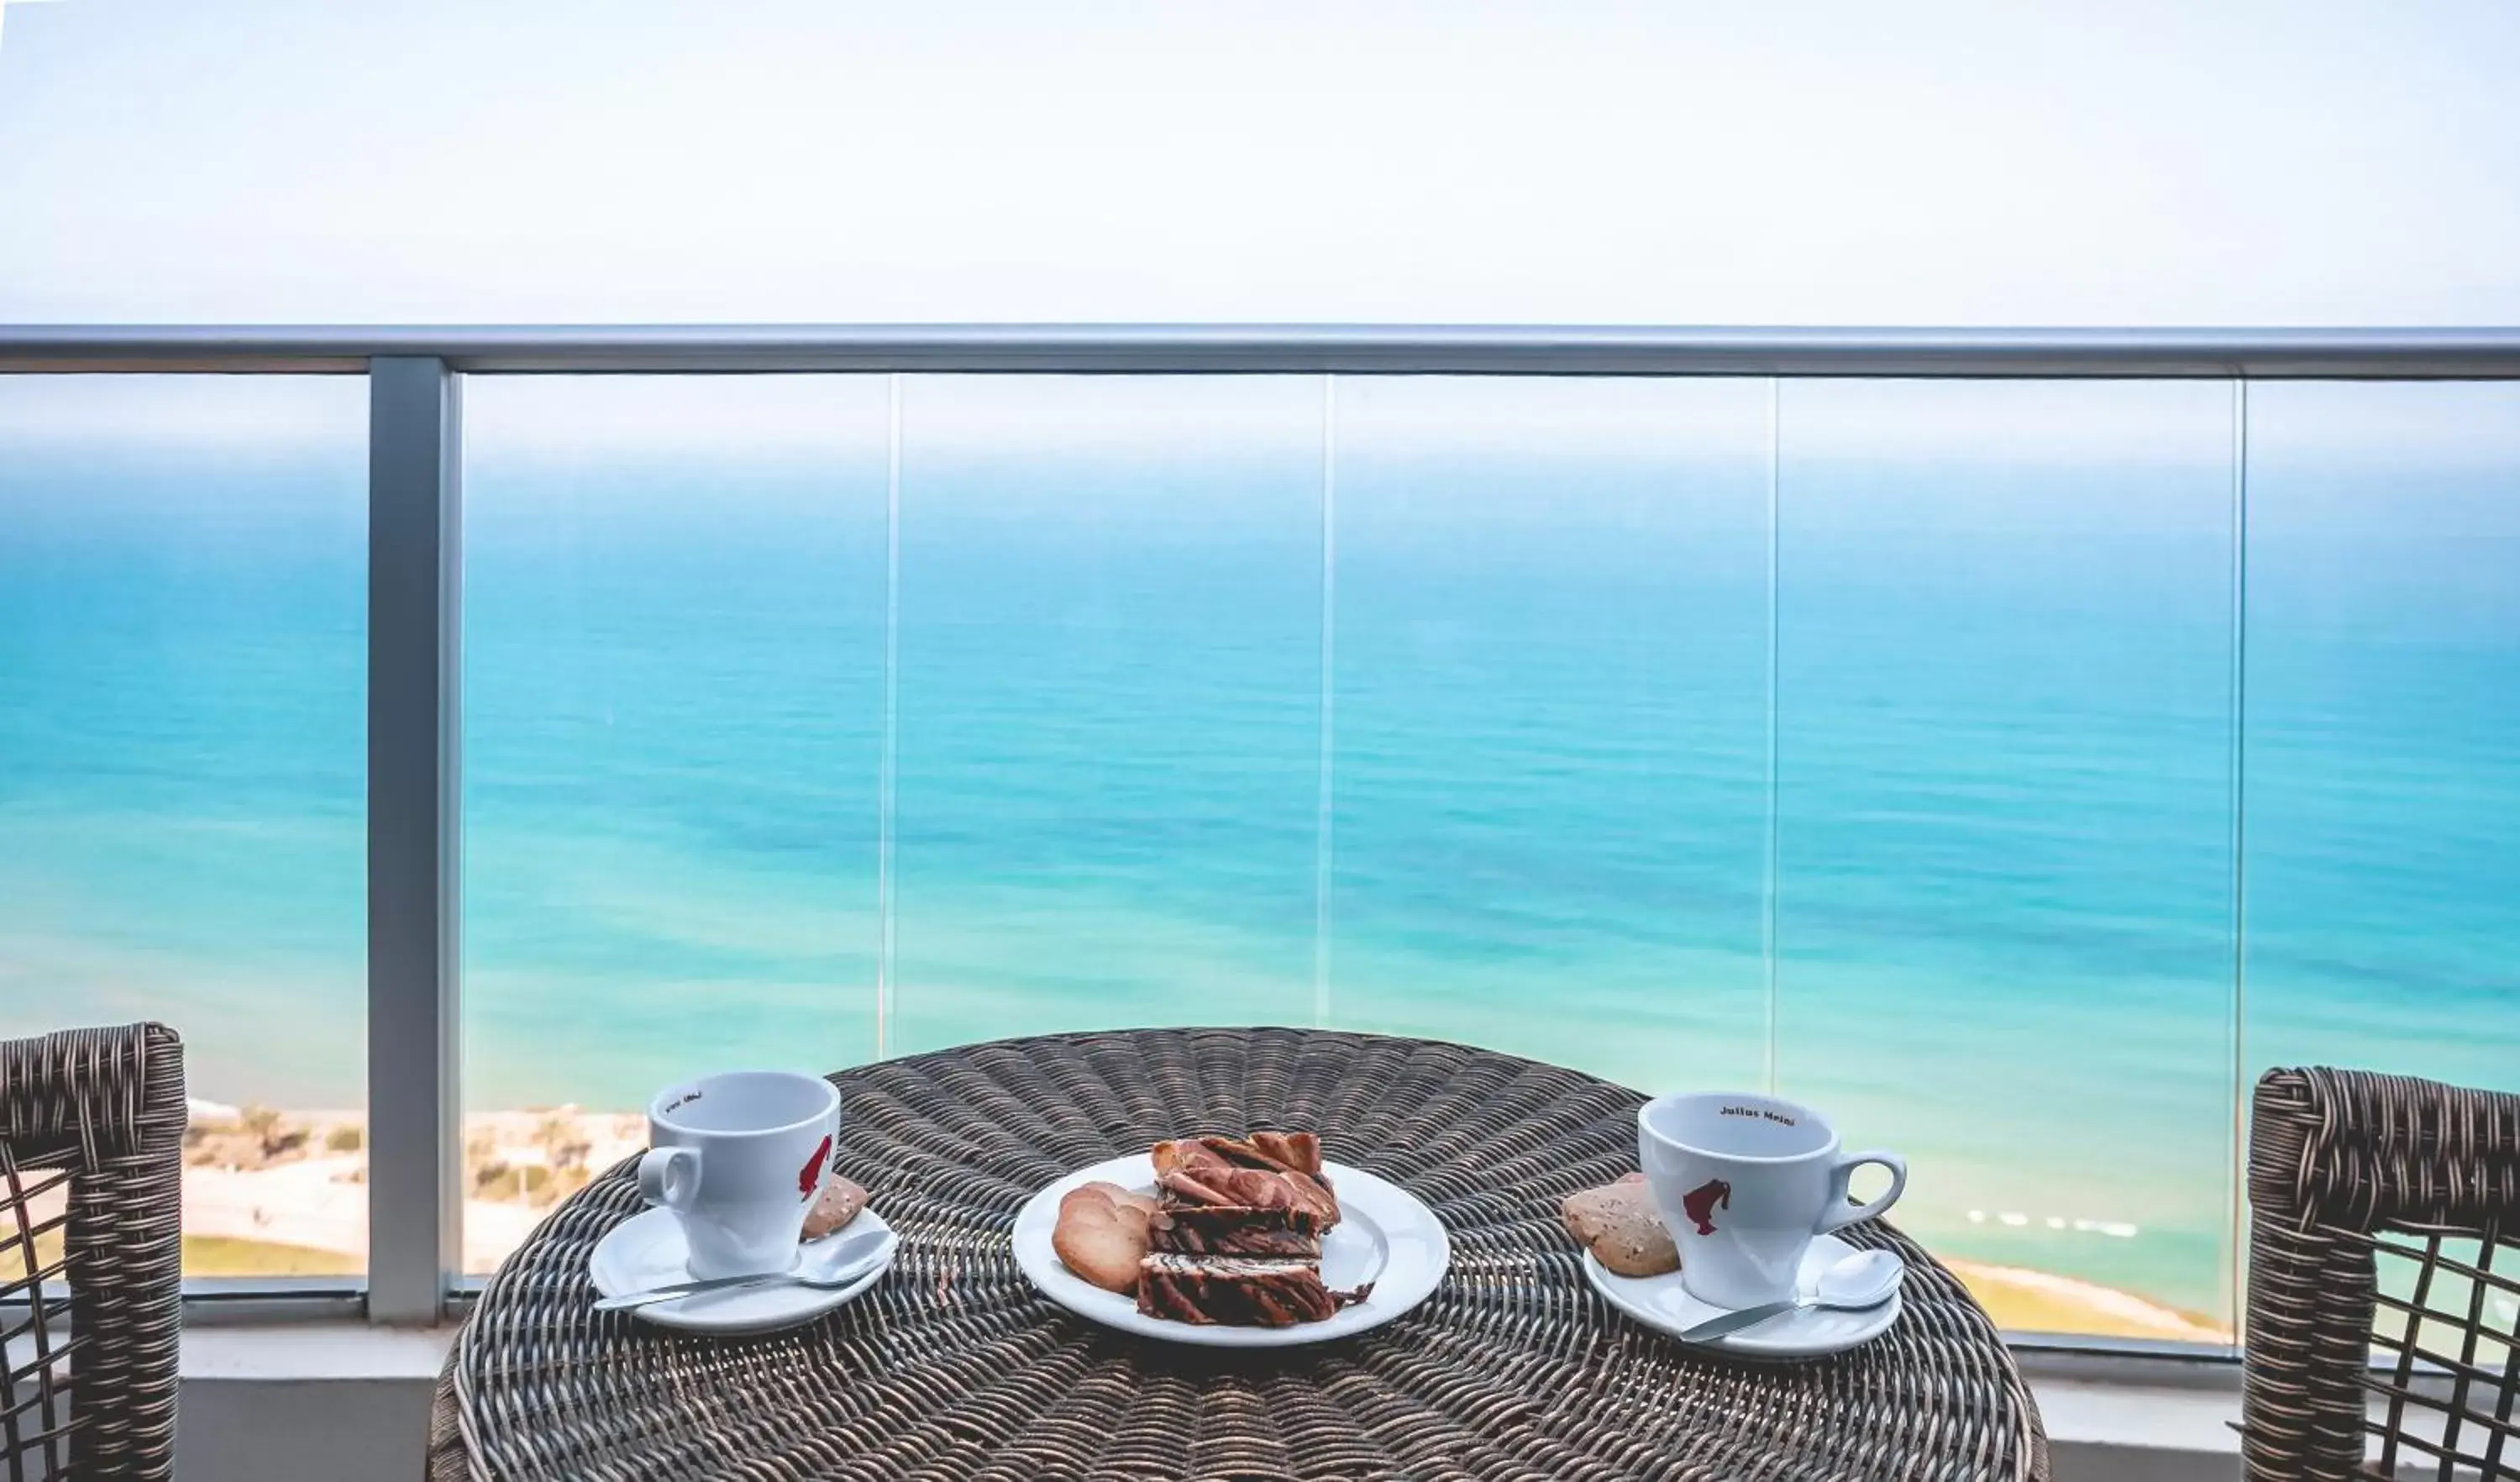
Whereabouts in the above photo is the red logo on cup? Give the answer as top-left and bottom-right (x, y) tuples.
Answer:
(1682, 1177), (1731, 1235)
(798, 1134), (832, 1199)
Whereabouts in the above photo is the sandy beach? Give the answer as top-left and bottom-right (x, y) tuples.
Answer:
(1946, 1258), (2231, 1343)
(177, 1106), (648, 1274)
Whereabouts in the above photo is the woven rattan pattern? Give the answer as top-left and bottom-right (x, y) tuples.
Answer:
(433, 1028), (2049, 1481)
(2246, 1067), (2520, 1481)
(2, 1023), (186, 1482)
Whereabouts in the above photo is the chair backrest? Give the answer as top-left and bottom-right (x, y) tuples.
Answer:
(2, 1024), (186, 1482)
(2246, 1067), (2520, 1481)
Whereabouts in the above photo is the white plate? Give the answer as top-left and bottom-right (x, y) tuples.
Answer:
(1582, 1232), (1903, 1360)
(589, 1206), (895, 1335)
(1012, 1154), (1450, 1348)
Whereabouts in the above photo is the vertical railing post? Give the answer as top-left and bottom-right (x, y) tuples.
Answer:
(1761, 376), (1782, 1097)
(2224, 376), (2250, 1341)
(368, 357), (463, 1325)
(1311, 375), (1336, 1029)
(875, 375), (901, 1059)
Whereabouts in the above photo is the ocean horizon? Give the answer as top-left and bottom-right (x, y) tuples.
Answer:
(4, 374), (2516, 1329)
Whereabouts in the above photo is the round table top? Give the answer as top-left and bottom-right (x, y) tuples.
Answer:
(430, 1027), (2050, 1481)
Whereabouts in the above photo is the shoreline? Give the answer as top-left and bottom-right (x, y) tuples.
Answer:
(1945, 1257), (2230, 1343)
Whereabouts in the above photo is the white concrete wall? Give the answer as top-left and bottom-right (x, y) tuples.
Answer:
(179, 1377), (435, 1482)
(175, 1326), (449, 1482)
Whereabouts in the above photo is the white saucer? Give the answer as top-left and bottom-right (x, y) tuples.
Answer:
(589, 1206), (895, 1334)
(1582, 1232), (1903, 1360)
(1011, 1153), (1450, 1348)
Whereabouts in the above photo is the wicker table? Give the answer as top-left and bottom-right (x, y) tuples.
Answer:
(430, 1027), (2049, 1480)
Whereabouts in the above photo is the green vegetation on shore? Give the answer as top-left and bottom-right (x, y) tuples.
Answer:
(182, 1235), (362, 1277)
(26, 1228), (360, 1279)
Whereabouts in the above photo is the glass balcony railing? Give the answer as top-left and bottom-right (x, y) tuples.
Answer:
(0, 373), (370, 1278)
(2, 329), (2514, 1353)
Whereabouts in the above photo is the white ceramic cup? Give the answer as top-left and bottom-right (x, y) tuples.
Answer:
(638, 1070), (842, 1280)
(1637, 1091), (1907, 1310)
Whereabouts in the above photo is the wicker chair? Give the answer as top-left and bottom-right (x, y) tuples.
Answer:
(2, 1024), (186, 1481)
(2246, 1067), (2520, 1480)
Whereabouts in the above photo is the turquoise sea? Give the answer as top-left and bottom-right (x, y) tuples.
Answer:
(3, 375), (2516, 1327)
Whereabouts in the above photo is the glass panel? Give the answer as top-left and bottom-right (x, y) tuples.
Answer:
(0, 375), (366, 1279)
(890, 376), (1324, 1052)
(2243, 385), (2516, 1385)
(461, 376), (888, 1274)
(1327, 378), (1771, 1089)
(2244, 384), (2520, 1090)
(1773, 381), (2238, 1343)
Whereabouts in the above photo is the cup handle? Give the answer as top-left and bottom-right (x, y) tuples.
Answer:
(638, 1146), (702, 1211)
(1816, 1149), (1906, 1234)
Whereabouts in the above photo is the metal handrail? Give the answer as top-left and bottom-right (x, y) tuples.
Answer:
(4, 323), (2520, 376)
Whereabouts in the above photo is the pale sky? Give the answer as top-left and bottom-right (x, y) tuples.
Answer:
(3, 0), (2517, 325)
